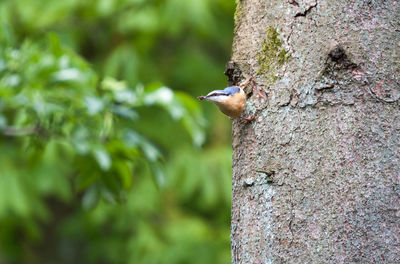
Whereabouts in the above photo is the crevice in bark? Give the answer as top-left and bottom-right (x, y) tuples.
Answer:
(256, 170), (275, 184)
(317, 45), (399, 105)
(225, 60), (243, 86)
(288, 200), (295, 245)
(294, 1), (318, 18)
(298, 45), (367, 108)
(326, 46), (358, 71)
(243, 177), (255, 187)
(288, 0), (299, 7)
(368, 78), (400, 103)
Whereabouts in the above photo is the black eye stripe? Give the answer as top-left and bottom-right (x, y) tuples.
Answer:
(208, 93), (228, 97)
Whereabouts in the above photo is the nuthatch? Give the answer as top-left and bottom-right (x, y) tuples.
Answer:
(197, 77), (253, 121)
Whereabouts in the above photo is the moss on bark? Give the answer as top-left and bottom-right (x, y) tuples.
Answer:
(257, 27), (290, 86)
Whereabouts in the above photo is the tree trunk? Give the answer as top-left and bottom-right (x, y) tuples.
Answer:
(228, 0), (400, 263)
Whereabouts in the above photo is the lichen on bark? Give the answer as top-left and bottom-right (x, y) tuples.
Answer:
(257, 27), (290, 86)
(234, 0), (244, 25)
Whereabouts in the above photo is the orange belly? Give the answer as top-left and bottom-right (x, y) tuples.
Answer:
(215, 90), (246, 118)
(216, 104), (242, 117)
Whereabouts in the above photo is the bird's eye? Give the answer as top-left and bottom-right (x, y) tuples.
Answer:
(209, 93), (226, 97)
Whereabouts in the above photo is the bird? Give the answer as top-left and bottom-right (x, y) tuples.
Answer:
(197, 76), (253, 121)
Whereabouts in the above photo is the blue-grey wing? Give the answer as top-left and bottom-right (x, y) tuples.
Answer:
(223, 86), (240, 96)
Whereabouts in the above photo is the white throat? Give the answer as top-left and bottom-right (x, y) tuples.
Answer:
(206, 95), (229, 103)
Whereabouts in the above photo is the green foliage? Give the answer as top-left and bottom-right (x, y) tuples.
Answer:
(0, 0), (235, 263)
(0, 30), (203, 203)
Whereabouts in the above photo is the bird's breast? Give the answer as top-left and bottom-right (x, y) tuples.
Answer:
(214, 90), (246, 118)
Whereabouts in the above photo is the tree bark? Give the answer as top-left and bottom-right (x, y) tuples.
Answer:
(229, 0), (400, 263)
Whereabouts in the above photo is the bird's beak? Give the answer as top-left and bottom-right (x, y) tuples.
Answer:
(197, 96), (206, 100)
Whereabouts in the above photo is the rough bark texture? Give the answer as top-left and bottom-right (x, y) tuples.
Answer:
(229, 0), (400, 263)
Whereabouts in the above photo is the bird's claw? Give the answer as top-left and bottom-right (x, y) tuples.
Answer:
(240, 115), (255, 122)
(239, 76), (253, 88)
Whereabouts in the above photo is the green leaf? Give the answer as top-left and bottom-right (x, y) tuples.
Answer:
(101, 76), (127, 91)
(85, 96), (104, 115)
(0, 115), (7, 129)
(93, 148), (111, 171)
(111, 105), (138, 120)
(82, 185), (100, 210)
(144, 86), (174, 105)
(150, 162), (166, 189)
(51, 68), (84, 82)
(124, 130), (161, 161)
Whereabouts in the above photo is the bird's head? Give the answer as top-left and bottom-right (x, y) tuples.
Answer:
(196, 76), (252, 120)
(197, 86), (241, 103)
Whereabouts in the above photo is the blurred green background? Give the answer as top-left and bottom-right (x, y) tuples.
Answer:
(0, 0), (235, 263)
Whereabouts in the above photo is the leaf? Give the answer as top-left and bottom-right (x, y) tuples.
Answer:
(51, 68), (84, 82)
(3, 74), (20, 86)
(85, 96), (104, 115)
(0, 59), (6, 72)
(101, 76), (127, 91)
(181, 116), (206, 147)
(115, 161), (133, 189)
(150, 162), (166, 189)
(72, 127), (90, 155)
(144, 86), (174, 105)
(82, 186), (99, 210)
(111, 105), (138, 121)
(0, 114), (7, 129)
(124, 130), (141, 146)
(114, 90), (137, 104)
(124, 130), (161, 161)
(141, 141), (161, 162)
(100, 176), (126, 203)
(93, 148), (111, 171)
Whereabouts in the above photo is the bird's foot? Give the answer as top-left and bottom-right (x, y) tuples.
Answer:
(239, 76), (253, 88)
(240, 115), (255, 122)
